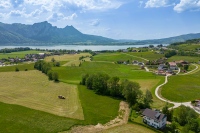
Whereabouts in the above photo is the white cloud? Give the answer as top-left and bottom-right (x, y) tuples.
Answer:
(145, 0), (169, 8)
(0, 1), (11, 8)
(9, 9), (25, 17)
(48, 12), (77, 22)
(174, 0), (200, 13)
(63, 13), (77, 20)
(90, 19), (100, 26)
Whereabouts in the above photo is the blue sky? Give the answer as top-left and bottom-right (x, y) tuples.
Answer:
(0, 0), (200, 40)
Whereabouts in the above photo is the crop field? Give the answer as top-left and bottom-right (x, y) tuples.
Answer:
(0, 70), (84, 120)
(93, 53), (145, 62)
(45, 53), (91, 62)
(161, 65), (200, 102)
(168, 55), (200, 62)
(102, 123), (156, 133)
(0, 50), (48, 59)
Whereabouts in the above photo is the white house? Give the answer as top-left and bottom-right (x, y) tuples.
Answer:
(142, 108), (167, 129)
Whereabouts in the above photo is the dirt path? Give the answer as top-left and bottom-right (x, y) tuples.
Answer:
(66, 101), (130, 133)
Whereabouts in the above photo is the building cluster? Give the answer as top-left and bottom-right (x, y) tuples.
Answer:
(0, 53), (50, 66)
(156, 60), (189, 76)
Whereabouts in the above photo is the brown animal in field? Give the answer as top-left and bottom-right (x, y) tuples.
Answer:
(58, 95), (65, 99)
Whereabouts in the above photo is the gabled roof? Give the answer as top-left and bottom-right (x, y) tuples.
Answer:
(142, 108), (166, 122)
(168, 62), (176, 66)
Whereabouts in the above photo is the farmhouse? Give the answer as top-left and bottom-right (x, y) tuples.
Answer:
(168, 62), (178, 70)
(142, 108), (167, 129)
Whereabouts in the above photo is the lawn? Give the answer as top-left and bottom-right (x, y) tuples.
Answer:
(0, 70), (84, 120)
(0, 50), (48, 59)
(102, 123), (156, 133)
(161, 68), (200, 102)
(168, 55), (200, 63)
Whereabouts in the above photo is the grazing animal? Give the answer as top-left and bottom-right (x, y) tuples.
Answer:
(58, 95), (65, 99)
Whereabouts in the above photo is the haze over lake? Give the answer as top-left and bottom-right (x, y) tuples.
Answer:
(0, 44), (168, 51)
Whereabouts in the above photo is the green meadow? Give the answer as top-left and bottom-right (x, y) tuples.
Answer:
(161, 65), (200, 102)
(0, 51), (178, 133)
(168, 55), (200, 62)
(0, 50), (48, 59)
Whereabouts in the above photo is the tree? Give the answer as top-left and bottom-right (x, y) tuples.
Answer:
(15, 67), (19, 72)
(162, 103), (173, 122)
(55, 62), (60, 67)
(175, 105), (198, 126)
(143, 89), (153, 108)
(86, 74), (94, 90)
(47, 71), (53, 80)
(189, 119), (199, 133)
(92, 73), (110, 95)
(81, 73), (89, 85)
(52, 72), (59, 82)
(51, 58), (55, 62)
(122, 80), (142, 106)
(107, 76), (122, 97)
(184, 65), (189, 71)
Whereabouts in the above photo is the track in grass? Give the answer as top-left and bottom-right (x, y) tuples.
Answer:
(0, 70), (84, 120)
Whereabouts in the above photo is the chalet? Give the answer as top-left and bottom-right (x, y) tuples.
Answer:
(142, 108), (167, 129)
(168, 62), (178, 70)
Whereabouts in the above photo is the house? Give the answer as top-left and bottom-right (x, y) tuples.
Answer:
(132, 60), (138, 64)
(158, 64), (167, 70)
(138, 62), (144, 66)
(142, 108), (167, 129)
(168, 62), (178, 70)
(175, 60), (189, 66)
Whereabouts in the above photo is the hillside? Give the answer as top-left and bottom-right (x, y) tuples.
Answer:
(0, 21), (115, 45)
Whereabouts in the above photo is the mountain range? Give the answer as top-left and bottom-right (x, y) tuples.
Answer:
(0, 21), (200, 45)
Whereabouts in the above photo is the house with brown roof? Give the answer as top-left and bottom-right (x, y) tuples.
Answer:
(142, 108), (167, 129)
(168, 62), (178, 70)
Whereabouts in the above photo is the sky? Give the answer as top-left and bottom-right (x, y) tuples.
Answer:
(0, 0), (200, 40)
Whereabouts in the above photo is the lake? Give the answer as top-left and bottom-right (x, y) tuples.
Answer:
(0, 44), (168, 51)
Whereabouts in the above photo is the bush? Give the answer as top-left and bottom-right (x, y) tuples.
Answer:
(15, 67), (19, 72)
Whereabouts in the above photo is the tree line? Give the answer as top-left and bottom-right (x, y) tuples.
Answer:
(80, 73), (153, 108)
(34, 60), (59, 82)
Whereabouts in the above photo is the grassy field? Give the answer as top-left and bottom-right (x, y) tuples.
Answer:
(161, 66), (200, 102)
(45, 53), (91, 62)
(126, 52), (164, 61)
(0, 63), (35, 72)
(0, 102), (81, 133)
(168, 55), (200, 62)
(78, 85), (120, 124)
(0, 70), (84, 119)
(102, 123), (156, 133)
(0, 50), (48, 59)
(53, 62), (159, 83)
(93, 53), (146, 62)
